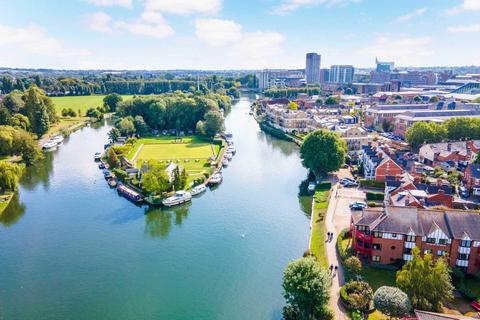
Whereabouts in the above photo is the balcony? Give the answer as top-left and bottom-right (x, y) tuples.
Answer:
(456, 259), (469, 268)
(458, 246), (471, 255)
(355, 232), (373, 243)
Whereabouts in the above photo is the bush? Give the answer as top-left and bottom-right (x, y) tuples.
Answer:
(317, 181), (332, 190)
(112, 168), (128, 181)
(337, 228), (353, 261)
(345, 256), (362, 277)
(359, 179), (385, 189)
(368, 201), (379, 207)
(343, 281), (373, 312)
(373, 286), (411, 318)
(366, 192), (384, 201)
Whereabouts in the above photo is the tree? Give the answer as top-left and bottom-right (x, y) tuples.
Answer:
(133, 115), (149, 136)
(282, 257), (331, 320)
(106, 148), (119, 168)
(172, 166), (187, 190)
(204, 111), (224, 137)
(396, 247), (454, 312)
(24, 86), (57, 136)
(429, 96), (439, 103)
(406, 122), (447, 149)
(12, 129), (42, 165)
(344, 256), (362, 276)
(373, 286), (411, 318)
(195, 120), (206, 135)
(300, 130), (346, 177)
(108, 128), (120, 142)
(103, 93), (123, 112)
(0, 161), (22, 193)
(288, 101), (299, 110)
(141, 162), (170, 194)
(117, 117), (136, 135)
(325, 96), (339, 105)
(413, 95), (422, 102)
(343, 281), (373, 312)
(86, 108), (103, 119)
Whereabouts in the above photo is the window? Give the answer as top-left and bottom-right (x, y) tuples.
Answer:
(460, 240), (471, 248)
(357, 226), (365, 231)
(458, 253), (470, 261)
(438, 239), (447, 245)
(372, 244), (381, 250)
(426, 237), (436, 244)
(406, 235), (415, 242)
(404, 248), (412, 254)
(372, 256), (381, 262)
(424, 249), (432, 254)
(437, 250), (445, 256)
(374, 232), (383, 238)
(391, 233), (397, 238)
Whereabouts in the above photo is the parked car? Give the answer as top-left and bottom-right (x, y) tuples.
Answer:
(349, 201), (367, 210)
(344, 181), (358, 188)
(459, 186), (469, 198)
(340, 178), (355, 185)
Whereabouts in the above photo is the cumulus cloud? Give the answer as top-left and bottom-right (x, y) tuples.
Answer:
(194, 18), (284, 68)
(144, 0), (222, 15)
(194, 19), (242, 46)
(445, 0), (480, 15)
(114, 11), (174, 38)
(86, 0), (132, 8)
(447, 23), (480, 33)
(272, 0), (361, 15)
(86, 12), (113, 33)
(395, 8), (427, 22)
(358, 35), (433, 66)
(0, 24), (89, 57)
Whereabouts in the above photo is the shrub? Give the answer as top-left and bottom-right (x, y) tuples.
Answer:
(366, 192), (384, 201)
(112, 168), (128, 181)
(345, 256), (362, 277)
(337, 228), (353, 261)
(368, 201), (378, 207)
(343, 281), (373, 312)
(316, 181), (332, 190)
(359, 179), (385, 189)
(373, 286), (411, 318)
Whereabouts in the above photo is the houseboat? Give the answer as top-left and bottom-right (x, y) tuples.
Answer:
(162, 191), (192, 207)
(117, 184), (143, 203)
(209, 173), (223, 185)
(191, 184), (207, 196)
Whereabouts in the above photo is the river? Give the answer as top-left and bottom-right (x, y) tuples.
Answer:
(0, 94), (312, 320)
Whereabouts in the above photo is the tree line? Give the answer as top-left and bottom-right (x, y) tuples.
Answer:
(406, 117), (480, 149)
(264, 87), (321, 98)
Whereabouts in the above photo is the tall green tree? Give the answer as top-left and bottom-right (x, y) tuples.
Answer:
(103, 93), (123, 112)
(141, 162), (170, 194)
(24, 86), (57, 136)
(396, 247), (454, 312)
(204, 111), (224, 137)
(0, 161), (22, 193)
(282, 257), (331, 320)
(406, 122), (446, 149)
(300, 130), (346, 177)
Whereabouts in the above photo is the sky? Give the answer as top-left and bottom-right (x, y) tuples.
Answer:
(0, 0), (479, 70)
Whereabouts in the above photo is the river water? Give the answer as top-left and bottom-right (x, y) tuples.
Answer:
(0, 94), (312, 320)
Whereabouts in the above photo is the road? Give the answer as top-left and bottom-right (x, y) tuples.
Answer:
(326, 170), (366, 320)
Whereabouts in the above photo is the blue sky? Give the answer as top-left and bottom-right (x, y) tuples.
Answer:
(1, 0), (479, 70)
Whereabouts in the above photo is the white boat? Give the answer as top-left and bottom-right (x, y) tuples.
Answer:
(94, 152), (102, 161)
(191, 185), (207, 196)
(51, 135), (64, 144)
(42, 141), (58, 150)
(209, 173), (223, 185)
(162, 190), (192, 207)
(227, 146), (236, 154)
(227, 140), (234, 146)
(224, 152), (233, 160)
(222, 159), (229, 167)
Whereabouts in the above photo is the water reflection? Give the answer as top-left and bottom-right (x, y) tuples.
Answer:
(297, 178), (313, 216)
(144, 203), (191, 238)
(0, 194), (26, 227)
(20, 152), (55, 191)
(256, 131), (297, 156)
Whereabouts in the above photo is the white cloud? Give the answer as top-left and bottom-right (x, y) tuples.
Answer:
(86, 12), (113, 33)
(445, 0), (480, 15)
(272, 0), (361, 15)
(395, 8), (427, 22)
(358, 35), (433, 66)
(194, 19), (242, 47)
(447, 23), (480, 33)
(86, 0), (132, 8)
(0, 24), (89, 57)
(144, 0), (222, 15)
(114, 11), (174, 38)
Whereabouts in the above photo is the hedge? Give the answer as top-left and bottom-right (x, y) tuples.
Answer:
(259, 121), (293, 142)
(317, 181), (332, 190)
(359, 179), (385, 189)
(366, 192), (384, 201)
(112, 168), (128, 181)
(337, 228), (353, 262)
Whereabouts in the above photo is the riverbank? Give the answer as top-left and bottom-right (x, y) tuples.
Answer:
(308, 184), (331, 269)
(0, 192), (14, 215)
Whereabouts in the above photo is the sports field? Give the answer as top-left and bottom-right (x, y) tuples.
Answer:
(128, 136), (222, 183)
(51, 95), (136, 114)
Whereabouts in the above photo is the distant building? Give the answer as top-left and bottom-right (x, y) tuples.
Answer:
(364, 104), (431, 129)
(305, 53), (321, 84)
(391, 71), (437, 87)
(319, 68), (330, 84)
(329, 65), (354, 83)
(257, 69), (305, 90)
(375, 58), (394, 73)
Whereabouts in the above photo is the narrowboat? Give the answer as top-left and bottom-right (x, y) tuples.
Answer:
(117, 184), (143, 203)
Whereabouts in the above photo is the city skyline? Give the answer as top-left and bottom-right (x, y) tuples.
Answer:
(0, 0), (480, 70)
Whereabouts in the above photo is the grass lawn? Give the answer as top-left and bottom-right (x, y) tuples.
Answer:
(51, 95), (136, 115)
(309, 186), (330, 269)
(360, 266), (397, 291)
(128, 136), (223, 185)
(45, 116), (90, 137)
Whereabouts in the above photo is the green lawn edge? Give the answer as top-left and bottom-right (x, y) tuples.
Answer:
(309, 187), (330, 269)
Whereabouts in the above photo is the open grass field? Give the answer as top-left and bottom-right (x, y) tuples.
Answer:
(51, 95), (136, 115)
(128, 136), (222, 184)
(309, 186), (331, 269)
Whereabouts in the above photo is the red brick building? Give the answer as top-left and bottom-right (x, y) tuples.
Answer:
(351, 207), (480, 274)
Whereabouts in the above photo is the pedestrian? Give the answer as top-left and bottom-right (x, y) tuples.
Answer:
(329, 264), (333, 274)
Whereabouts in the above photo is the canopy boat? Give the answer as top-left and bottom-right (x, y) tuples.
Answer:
(162, 191), (192, 207)
(191, 184), (207, 196)
(209, 173), (223, 185)
(117, 184), (143, 203)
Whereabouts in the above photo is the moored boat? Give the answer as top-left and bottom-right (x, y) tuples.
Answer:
(191, 184), (207, 196)
(227, 145), (236, 154)
(209, 173), (223, 185)
(222, 159), (229, 167)
(103, 170), (112, 179)
(117, 184), (143, 203)
(224, 152), (233, 161)
(51, 135), (64, 144)
(162, 190), (192, 207)
(108, 178), (117, 188)
(98, 161), (106, 169)
(94, 152), (102, 161)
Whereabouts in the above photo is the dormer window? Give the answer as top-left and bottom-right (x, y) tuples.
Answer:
(438, 239), (447, 245)
(426, 237), (436, 244)
(406, 235), (415, 242)
(460, 240), (471, 248)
